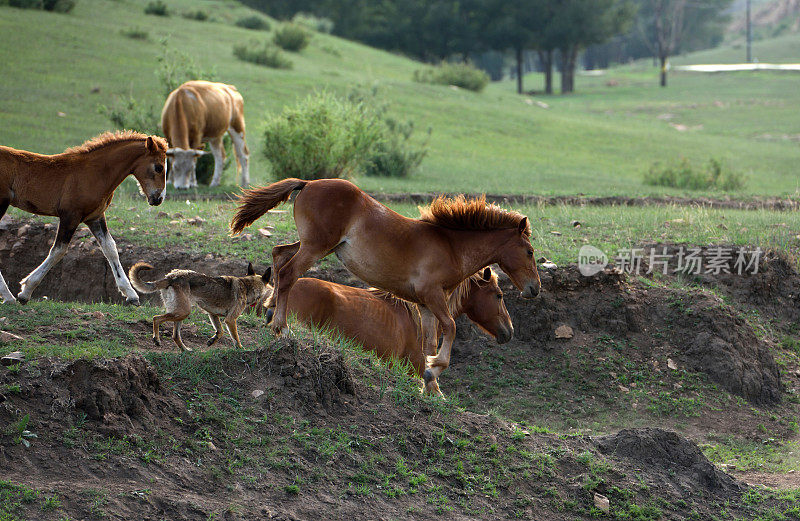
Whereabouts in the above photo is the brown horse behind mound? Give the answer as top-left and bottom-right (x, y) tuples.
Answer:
(278, 267), (511, 395)
(231, 178), (540, 393)
(0, 131), (168, 304)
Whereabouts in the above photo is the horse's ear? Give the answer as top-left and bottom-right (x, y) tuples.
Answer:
(518, 216), (528, 235)
(145, 136), (158, 154)
(247, 262), (255, 276)
(482, 267), (492, 282)
(262, 266), (272, 283)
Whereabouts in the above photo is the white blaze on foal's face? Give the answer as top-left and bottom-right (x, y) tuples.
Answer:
(166, 148), (204, 188)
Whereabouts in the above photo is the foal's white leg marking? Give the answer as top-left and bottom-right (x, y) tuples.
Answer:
(229, 128), (249, 187)
(92, 226), (140, 303)
(18, 242), (69, 301)
(209, 139), (225, 187)
(0, 270), (16, 303)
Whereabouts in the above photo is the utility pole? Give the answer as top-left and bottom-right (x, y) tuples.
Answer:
(746, 0), (752, 62)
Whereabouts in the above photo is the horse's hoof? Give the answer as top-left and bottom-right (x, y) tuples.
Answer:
(207, 336), (218, 347)
(423, 369), (434, 384)
(152, 337), (160, 346)
(16, 295), (29, 305)
(125, 297), (140, 306)
(265, 308), (274, 323)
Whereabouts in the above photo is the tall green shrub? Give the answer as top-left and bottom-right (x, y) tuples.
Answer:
(262, 91), (383, 180)
(413, 62), (490, 92)
(272, 23), (311, 52)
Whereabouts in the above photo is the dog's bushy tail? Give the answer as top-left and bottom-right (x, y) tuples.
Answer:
(129, 262), (169, 293)
(230, 178), (308, 235)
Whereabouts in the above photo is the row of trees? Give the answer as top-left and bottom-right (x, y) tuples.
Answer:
(243, 0), (732, 93)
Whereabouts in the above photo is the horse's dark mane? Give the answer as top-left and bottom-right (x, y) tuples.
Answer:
(64, 130), (167, 155)
(418, 194), (531, 237)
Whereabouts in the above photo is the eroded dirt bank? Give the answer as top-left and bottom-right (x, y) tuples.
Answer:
(2, 343), (793, 521)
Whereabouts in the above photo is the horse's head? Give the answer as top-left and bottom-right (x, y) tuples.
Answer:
(133, 136), (168, 206)
(462, 267), (514, 344)
(496, 217), (541, 299)
(165, 147), (207, 189)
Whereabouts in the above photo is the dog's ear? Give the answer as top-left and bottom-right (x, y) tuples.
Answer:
(263, 266), (272, 283)
(247, 262), (255, 276)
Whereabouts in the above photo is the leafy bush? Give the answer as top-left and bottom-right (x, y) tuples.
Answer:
(121, 26), (149, 40)
(644, 157), (746, 191)
(144, 0), (167, 16)
(235, 15), (270, 31)
(7, 0), (76, 12)
(413, 62), (490, 92)
(233, 41), (292, 69)
(261, 91), (384, 180)
(272, 24), (311, 52)
(182, 9), (208, 21)
(348, 87), (429, 178)
(291, 12), (334, 33)
(261, 89), (428, 180)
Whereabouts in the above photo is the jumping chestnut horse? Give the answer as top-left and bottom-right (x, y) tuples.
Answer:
(231, 178), (540, 392)
(280, 267), (513, 395)
(0, 130), (168, 305)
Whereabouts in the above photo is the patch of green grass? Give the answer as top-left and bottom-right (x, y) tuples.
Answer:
(1, 0), (799, 196)
(702, 437), (800, 473)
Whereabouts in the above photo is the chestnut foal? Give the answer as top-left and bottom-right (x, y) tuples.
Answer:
(0, 131), (168, 304)
(231, 178), (539, 392)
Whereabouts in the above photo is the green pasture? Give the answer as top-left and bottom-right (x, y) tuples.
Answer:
(0, 0), (798, 197)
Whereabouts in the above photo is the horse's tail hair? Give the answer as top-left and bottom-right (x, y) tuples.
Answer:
(128, 262), (169, 294)
(230, 178), (308, 234)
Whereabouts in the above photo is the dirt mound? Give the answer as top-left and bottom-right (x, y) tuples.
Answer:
(596, 428), (740, 493)
(256, 335), (357, 409)
(500, 265), (781, 405)
(639, 244), (800, 332)
(0, 355), (183, 438)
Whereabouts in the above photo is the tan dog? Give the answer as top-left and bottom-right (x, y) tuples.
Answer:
(129, 262), (271, 351)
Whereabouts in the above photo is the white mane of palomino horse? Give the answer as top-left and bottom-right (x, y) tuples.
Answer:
(161, 80), (250, 189)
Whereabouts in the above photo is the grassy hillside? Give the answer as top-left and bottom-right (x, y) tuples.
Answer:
(1, 0), (799, 197)
(672, 30), (800, 64)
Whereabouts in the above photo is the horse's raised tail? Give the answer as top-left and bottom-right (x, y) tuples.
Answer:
(230, 178), (308, 234)
(128, 262), (169, 293)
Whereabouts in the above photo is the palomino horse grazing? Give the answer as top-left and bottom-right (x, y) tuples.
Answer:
(276, 267), (513, 395)
(0, 131), (168, 305)
(231, 178), (540, 392)
(161, 80), (250, 188)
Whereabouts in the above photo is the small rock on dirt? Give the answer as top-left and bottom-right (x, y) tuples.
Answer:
(1, 350), (25, 365)
(16, 224), (30, 237)
(258, 228), (272, 238)
(667, 358), (678, 370)
(555, 324), (574, 339)
(251, 389), (265, 399)
(550, 231), (562, 236)
(172, 212), (184, 219)
(594, 493), (610, 513)
(187, 216), (206, 226)
(157, 211), (169, 219)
